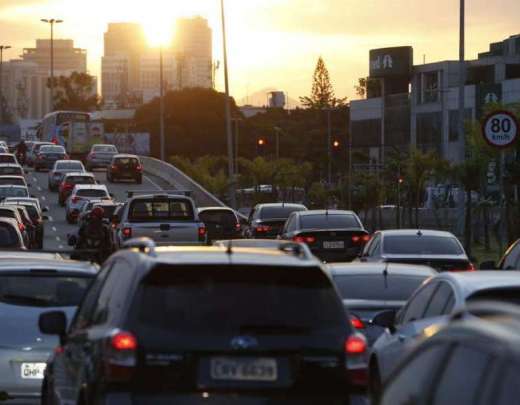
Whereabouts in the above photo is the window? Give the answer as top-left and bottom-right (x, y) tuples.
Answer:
(199, 210), (237, 226)
(382, 344), (450, 405)
(383, 235), (463, 255)
(77, 189), (108, 198)
(449, 109), (473, 142)
(424, 282), (454, 317)
(129, 199), (194, 222)
(300, 214), (361, 230)
(260, 205), (306, 220)
(40, 146), (65, 154)
(400, 282), (437, 324)
(115, 158), (139, 166)
(68, 176), (96, 185)
(432, 345), (492, 405)
(93, 145), (117, 153)
(334, 275), (429, 301)
(363, 234), (380, 256)
(0, 223), (21, 247)
(420, 71), (440, 104)
(57, 162), (83, 170)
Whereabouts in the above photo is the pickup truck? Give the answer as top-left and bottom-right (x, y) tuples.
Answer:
(113, 192), (207, 247)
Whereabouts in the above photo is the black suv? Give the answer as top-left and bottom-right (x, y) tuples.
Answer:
(39, 239), (365, 404)
(107, 154), (143, 184)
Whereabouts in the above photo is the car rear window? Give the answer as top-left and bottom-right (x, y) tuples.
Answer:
(0, 223), (20, 247)
(77, 189), (108, 198)
(199, 210), (237, 226)
(115, 158), (139, 166)
(0, 275), (92, 307)
(131, 265), (346, 337)
(57, 162), (83, 170)
(260, 206), (306, 219)
(0, 209), (16, 219)
(384, 236), (463, 255)
(0, 188), (28, 198)
(333, 274), (429, 301)
(40, 146), (65, 154)
(67, 176), (95, 185)
(300, 214), (360, 230)
(0, 155), (16, 163)
(16, 205), (39, 221)
(129, 199), (194, 222)
(93, 145), (117, 153)
(0, 167), (22, 175)
(0, 178), (24, 185)
(94, 205), (117, 218)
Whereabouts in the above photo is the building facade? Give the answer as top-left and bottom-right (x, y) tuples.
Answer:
(139, 51), (177, 103)
(22, 39), (87, 74)
(350, 34), (520, 165)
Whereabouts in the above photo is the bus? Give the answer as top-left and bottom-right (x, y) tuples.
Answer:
(39, 111), (91, 145)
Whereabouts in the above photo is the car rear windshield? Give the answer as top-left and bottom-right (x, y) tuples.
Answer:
(77, 189), (108, 198)
(199, 210), (237, 226)
(67, 176), (95, 185)
(467, 288), (520, 306)
(129, 199), (194, 222)
(115, 158), (139, 166)
(57, 162), (83, 170)
(0, 223), (19, 247)
(300, 214), (360, 230)
(94, 205), (117, 218)
(0, 178), (24, 185)
(333, 274), (429, 301)
(0, 167), (21, 175)
(260, 205), (306, 219)
(93, 145), (117, 153)
(40, 146), (65, 154)
(130, 265), (346, 337)
(0, 188), (28, 198)
(0, 209), (16, 219)
(0, 275), (92, 307)
(384, 235), (463, 255)
(15, 205), (39, 221)
(0, 156), (15, 163)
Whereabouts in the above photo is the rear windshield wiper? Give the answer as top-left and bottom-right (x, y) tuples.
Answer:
(0, 294), (52, 307)
(239, 324), (311, 335)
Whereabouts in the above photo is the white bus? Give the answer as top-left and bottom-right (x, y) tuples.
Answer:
(39, 111), (91, 145)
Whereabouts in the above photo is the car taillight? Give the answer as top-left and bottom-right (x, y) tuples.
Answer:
(255, 225), (272, 233)
(18, 223), (25, 233)
(345, 334), (367, 354)
(350, 315), (365, 330)
(104, 330), (137, 382)
(293, 235), (316, 244)
(352, 234), (371, 244)
(235, 222), (241, 230)
(198, 226), (207, 241)
(65, 183), (73, 190)
(122, 227), (132, 239)
(450, 263), (476, 272)
(71, 196), (80, 204)
(136, 165), (143, 172)
(111, 165), (118, 171)
(345, 333), (368, 387)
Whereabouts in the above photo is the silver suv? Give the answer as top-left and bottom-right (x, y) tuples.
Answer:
(113, 192), (207, 247)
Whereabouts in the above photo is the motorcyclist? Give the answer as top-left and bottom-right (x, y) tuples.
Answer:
(16, 140), (27, 165)
(73, 206), (111, 264)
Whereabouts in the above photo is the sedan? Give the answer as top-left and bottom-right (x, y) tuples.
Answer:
(280, 210), (370, 262)
(198, 207), (242, 243)
(34, 145), (67, 172)
(0, 153), (18, 165)
(243, 203), (308, 239)
(0, 258), (96, 403)
(48, 160), (85, 192)
(58, 173), (96, 207)
(85, 144), (118, 170)
(65, 185), (111, 224)
(0, 164), (24, 177)
(0, 218), (25, 249)
(27, 142), (53, 167)
(359, 229), (474, 272)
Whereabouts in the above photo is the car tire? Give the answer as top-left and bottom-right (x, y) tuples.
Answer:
(369, 360), (383, 405)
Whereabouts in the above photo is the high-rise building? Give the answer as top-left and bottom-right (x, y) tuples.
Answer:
(139, 50), (177, 103)
(22, 39), (87, 74)
(102, 23), (147, 106)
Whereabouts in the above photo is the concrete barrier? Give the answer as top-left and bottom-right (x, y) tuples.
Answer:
(141, 156), (227, 208)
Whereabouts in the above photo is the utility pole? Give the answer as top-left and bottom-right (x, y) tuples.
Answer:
(220, 0), (236, 208)
(159, 46), (165, 161)
(0, 45), (11, 124)
(41, 19), (63, 112)
(327, 109), (332, 187)
(457, 0), (466, 160)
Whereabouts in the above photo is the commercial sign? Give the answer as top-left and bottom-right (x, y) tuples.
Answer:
(482, 110), (519, 149)
(476, 83), (502, 118)
(369, 46), (413, 78)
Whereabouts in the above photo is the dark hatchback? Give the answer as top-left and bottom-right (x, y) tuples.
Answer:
(244, 203), (307, 239)
(280, 210), (370, 263)
(107, 154), (143, 184)
(39, 245), (366, 404)
(198, 207), (242, 243)
(34, 146), (67, 171)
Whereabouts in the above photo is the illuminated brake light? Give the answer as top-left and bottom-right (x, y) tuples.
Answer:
(111, 332), (137, 351)
(362, 234), (371, 243)
(350, 315), (365, 330)
(235, 222), (241, 230)
(293, 236), (316, 244)
(18, 223), (25, 233)
(136, 165), (143, 172)
(122, 227), (132, 239)
(256, 225), (272, 233)
(450, 263), (476, 272)
(352, 235), (361, 243)
(345, 334), (367, 355)
(198, 226), (207, 241)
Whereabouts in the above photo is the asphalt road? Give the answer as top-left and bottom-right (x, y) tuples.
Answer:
(25, 167), (164, 251)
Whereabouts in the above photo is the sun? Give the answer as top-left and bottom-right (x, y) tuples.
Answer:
(142, 17), (175, 47)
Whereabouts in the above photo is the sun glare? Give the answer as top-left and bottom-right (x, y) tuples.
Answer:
(142, 18), (174, 47)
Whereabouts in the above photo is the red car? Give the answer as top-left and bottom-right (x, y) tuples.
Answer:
(58, 173), (97, 206)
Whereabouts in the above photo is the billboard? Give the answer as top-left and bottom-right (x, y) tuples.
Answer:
(369, 46), (413, 78)
(104, 133), (151, 156)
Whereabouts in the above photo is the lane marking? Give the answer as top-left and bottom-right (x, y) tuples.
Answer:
(37, 186), (42, 191)
(144, 175), (163, 191)
(55, 236), (61, 242)
(41, 196), (46, 201)
(52, 226), (57, 232)
(48, 216), (53, 222)
(58, 244), (64, 249)
(32, 177), (37, 182)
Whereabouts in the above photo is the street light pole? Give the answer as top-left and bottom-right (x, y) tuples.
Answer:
(41, 18), (63, 112)
(457, 0), (465, 160)
(220, 0), (236, 208)
(0, 45), (11, 124)
(327, 109), (332, 187)
(159, 46), (165, 162)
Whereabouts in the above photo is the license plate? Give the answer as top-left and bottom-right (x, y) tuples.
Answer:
(323, 241), (345, 249)
(210, 357), (278, 382)
(21, 363), (46, 379)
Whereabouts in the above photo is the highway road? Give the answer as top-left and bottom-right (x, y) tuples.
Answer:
(25, 166), (165, 251)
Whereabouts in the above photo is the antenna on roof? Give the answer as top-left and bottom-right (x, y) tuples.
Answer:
(226, 239), (233, 256)
(417, 229), (423, 237)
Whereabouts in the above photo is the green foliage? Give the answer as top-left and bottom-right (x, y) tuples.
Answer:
(354, 77), (381, 99)
(300, 57), (346, 109)
(48, 72), (99, 111)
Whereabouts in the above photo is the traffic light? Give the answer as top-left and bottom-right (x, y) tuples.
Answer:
(333, 140), (340, 149)
(256, 137), (266, 155)
(258, 138), (266, 147)
(398, 177), (404, 184)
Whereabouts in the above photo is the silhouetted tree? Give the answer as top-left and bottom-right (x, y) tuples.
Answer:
(300, 57), (346, 109)
(48, 72), (99, 111)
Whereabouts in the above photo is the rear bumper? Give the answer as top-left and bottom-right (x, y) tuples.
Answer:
(310, 248), (362, 263)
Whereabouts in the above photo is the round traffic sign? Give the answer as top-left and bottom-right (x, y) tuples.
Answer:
(482, 110), (519, 149)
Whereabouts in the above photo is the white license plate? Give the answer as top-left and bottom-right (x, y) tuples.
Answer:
(210, 357), (278, 382)
(323, 241), (345, 249)
(21, 363), (46, 379)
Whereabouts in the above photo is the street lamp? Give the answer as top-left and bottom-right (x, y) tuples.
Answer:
(0, 45), (11, 124)
(159, 46), (165, 161)
(457, 0), (465, 160)
(41, 18), (63, 112)
(220, 0), (237, 208)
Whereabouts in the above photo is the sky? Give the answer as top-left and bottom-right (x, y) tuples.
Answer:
(0, 0), (519, 104)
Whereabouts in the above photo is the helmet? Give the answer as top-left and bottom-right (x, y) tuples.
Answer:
(91, 206), (104, 220)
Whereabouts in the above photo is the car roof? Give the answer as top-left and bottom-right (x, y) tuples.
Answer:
(131, 193), (192, 202)
(0, 185), (27, 189)
(73, 184), (107, 191)
(118, 246), (323, 268)
(257, 203), (306, 209)
(0, 175), (24, 179)
(56, 160), (82, 164)
(378, 229), (457, 238)
(434, 271), (520, 298)
(113, 154), (138, 158)
(328, 262), (437, 277)
(296, 209), (358, 217)
(0, 163), (21, 168)
(0, 258), (98, 275)
(198, 206), (235, 213)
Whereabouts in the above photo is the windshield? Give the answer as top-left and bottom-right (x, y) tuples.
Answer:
(93, 145), (117, 153)
(0, 187), (28, 198)
(0, 178), (24, 186)
(67, 176), (95, 185)
(57, 162), (83, 170)
(199, 209), (237, 226)
(333, 274), (429, 301)
(115, 158), (139, 166)
(260, 205), (306, 219)
(0, 167), (22, 176)
(300, 214), (361, 230)
(384, 235), (464, 255)
(131, 265), (346, 336)
(0, 275), (92, 307)
(0, 223), (20, 247)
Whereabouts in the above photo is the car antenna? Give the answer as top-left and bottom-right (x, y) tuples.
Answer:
(226, 239), (233, 256)
(417, 229), (423, 237)
(383, 262), (389, 289)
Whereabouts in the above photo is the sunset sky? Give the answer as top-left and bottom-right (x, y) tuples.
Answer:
(1, 0), (519, 104)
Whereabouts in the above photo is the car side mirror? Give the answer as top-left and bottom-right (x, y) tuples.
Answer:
(39, 311), (67, 340)
(371, 310), (396, 332)
(480, 260), (497, 270)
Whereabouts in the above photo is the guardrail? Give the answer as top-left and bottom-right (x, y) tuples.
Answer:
(140, 156), (227, 208)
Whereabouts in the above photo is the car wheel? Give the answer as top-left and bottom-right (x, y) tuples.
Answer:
(369, 360), (383, 405)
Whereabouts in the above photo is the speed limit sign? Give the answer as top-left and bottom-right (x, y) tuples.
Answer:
(482, 110), (519, 149)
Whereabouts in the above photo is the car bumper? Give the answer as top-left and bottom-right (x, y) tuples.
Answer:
(88, 160), (112, 168)
(310, 248), (361, 263)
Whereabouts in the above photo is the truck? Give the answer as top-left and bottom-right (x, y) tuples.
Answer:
(57, 120), (105, 161)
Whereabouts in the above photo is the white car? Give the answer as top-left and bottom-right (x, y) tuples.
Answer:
(65, 185), (111, 224)
(0, 176), (28, 187)
(0, 153), (18, 165)
(0, 185), (29, 200)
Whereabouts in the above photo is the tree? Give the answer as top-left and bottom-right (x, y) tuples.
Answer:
(300, 57), (346, 109)
(48, 72), (99, 111)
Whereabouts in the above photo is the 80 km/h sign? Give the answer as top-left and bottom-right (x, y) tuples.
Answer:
(482, 110), (519, 149)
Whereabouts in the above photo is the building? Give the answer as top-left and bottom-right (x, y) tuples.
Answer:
(139, 50), (177, 103)
(102, 23), (147, 106)
(350, 34), (520, 165)
(22, 39), (87, 74)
